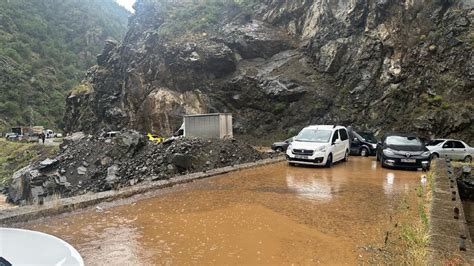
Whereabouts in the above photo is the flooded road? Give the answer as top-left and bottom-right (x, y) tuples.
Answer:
(23, 157), (422, 265)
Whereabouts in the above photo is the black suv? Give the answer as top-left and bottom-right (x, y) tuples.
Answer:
(376, 133), (431, 170)
(349, 131), (378, 156)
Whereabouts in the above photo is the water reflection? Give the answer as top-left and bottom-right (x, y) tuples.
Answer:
(285, 168), (338, 202)
(383, 172), (395, 195)
(76, 216), (148, 266)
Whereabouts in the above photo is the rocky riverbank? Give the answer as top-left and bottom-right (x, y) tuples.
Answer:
(5, 131), (267, 205)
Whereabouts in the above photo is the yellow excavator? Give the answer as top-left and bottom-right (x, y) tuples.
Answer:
(147, 133), (165, 143)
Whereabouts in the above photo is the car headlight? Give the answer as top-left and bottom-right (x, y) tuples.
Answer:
(315, 146), (327, 152)
(371, 144), (377, 149)
(422, 151), (430, 157)
(383, 148), (395, 156)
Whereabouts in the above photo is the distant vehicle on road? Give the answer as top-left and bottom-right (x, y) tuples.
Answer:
(286, 125), (350, 167)
(55, 133), (63, 138)
(349, 131), (378, 156)
(45, 129), (54, 138)
(0, 228), (84, 265)
(271, 137), (294, 152)
(104, 131), (121, 138)
(426, 139), (473, 163)
(376, 133), (431, 170)
(5, 132), (18, 141)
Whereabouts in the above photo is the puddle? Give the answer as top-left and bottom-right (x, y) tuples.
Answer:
(22, 157), (422, 265)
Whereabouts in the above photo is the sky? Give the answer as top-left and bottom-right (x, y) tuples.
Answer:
(115, 0), (136, 12)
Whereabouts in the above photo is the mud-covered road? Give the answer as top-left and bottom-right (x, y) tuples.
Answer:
(23, 157), (423, 264)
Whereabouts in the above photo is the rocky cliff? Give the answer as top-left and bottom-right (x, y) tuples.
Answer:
(64, 0), (474, 143)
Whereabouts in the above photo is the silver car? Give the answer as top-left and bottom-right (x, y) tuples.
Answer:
(426, 139), (473, 163)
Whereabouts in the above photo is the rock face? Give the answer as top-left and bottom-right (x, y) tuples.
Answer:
(64, 0), (474, 143)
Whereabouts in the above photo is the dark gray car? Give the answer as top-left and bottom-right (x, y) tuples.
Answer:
(271, 137), (294, 152)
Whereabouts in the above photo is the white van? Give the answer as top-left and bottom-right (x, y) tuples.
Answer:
(286, 125), (350, 167)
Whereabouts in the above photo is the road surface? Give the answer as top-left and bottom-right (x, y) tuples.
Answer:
(23, 157), (423, 264)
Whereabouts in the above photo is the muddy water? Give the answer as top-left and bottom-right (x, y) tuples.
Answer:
(23, 157), (422, 265)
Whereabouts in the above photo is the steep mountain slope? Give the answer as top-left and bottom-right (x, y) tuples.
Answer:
(0, 0), (129, 130)
(64, 0), (473, 143)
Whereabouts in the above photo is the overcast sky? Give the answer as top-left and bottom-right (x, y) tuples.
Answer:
(115, 0), (136, 12)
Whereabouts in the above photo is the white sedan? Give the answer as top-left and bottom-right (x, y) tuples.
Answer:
(426, 139), (473, 163)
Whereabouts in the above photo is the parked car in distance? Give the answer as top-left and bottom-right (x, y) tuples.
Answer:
(426, 139), (473, 163)
(103, 131), (121, 138)
(271, 137), (294, 152)
(5, 132), (18, 141)
(286, 125), (350, 167)
(376, 133), (431, 170)
(349, 131), (378, 156)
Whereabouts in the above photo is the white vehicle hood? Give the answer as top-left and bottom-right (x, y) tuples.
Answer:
(290, 141), (329, 150)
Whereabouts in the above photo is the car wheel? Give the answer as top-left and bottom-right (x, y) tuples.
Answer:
(360, 148), (368, 157)
(325, 154), (333, 168)
(431, 153), (439, 160)
(276, 147), (283, 153)
(343, 150), (349, 162)
(381, 156), (387, 168)
(464, 156), (472, 163)
(288, 162), (295, 166)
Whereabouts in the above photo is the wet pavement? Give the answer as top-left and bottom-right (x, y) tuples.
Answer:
(22, 157), (423, 265)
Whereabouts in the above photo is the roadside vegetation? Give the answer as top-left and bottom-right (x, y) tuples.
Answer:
(156, 0), (258, 39)
(0, 0), (129, 130)
(0, 139), (58, 186)
(399, 169), (434, 264)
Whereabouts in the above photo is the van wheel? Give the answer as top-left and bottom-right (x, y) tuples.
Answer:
(464, 156), (472, 163)
(325, 154), (333, 168)
(360, 148), (368, 157)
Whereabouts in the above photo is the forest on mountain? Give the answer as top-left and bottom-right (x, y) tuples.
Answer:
(0, 0), (129, 131)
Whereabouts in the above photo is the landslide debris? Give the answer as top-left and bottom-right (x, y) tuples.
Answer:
(6, 131), (267, 205)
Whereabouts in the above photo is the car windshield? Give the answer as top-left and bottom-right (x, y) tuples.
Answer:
(357, 132), (377, 143)
(386, 136), (422, 146)
(426, 140), (444, 146)
(295, 129), (332, 143)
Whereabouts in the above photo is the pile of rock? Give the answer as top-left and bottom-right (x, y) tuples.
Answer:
(5, 131), (267, 205)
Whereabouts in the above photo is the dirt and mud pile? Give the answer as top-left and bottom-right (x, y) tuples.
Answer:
(6, 131), (267, 205)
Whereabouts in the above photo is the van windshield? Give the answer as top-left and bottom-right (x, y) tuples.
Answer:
(295, 129), (332, 143)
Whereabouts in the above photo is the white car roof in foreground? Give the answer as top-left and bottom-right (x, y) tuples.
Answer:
(0, 228), (84, 265)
